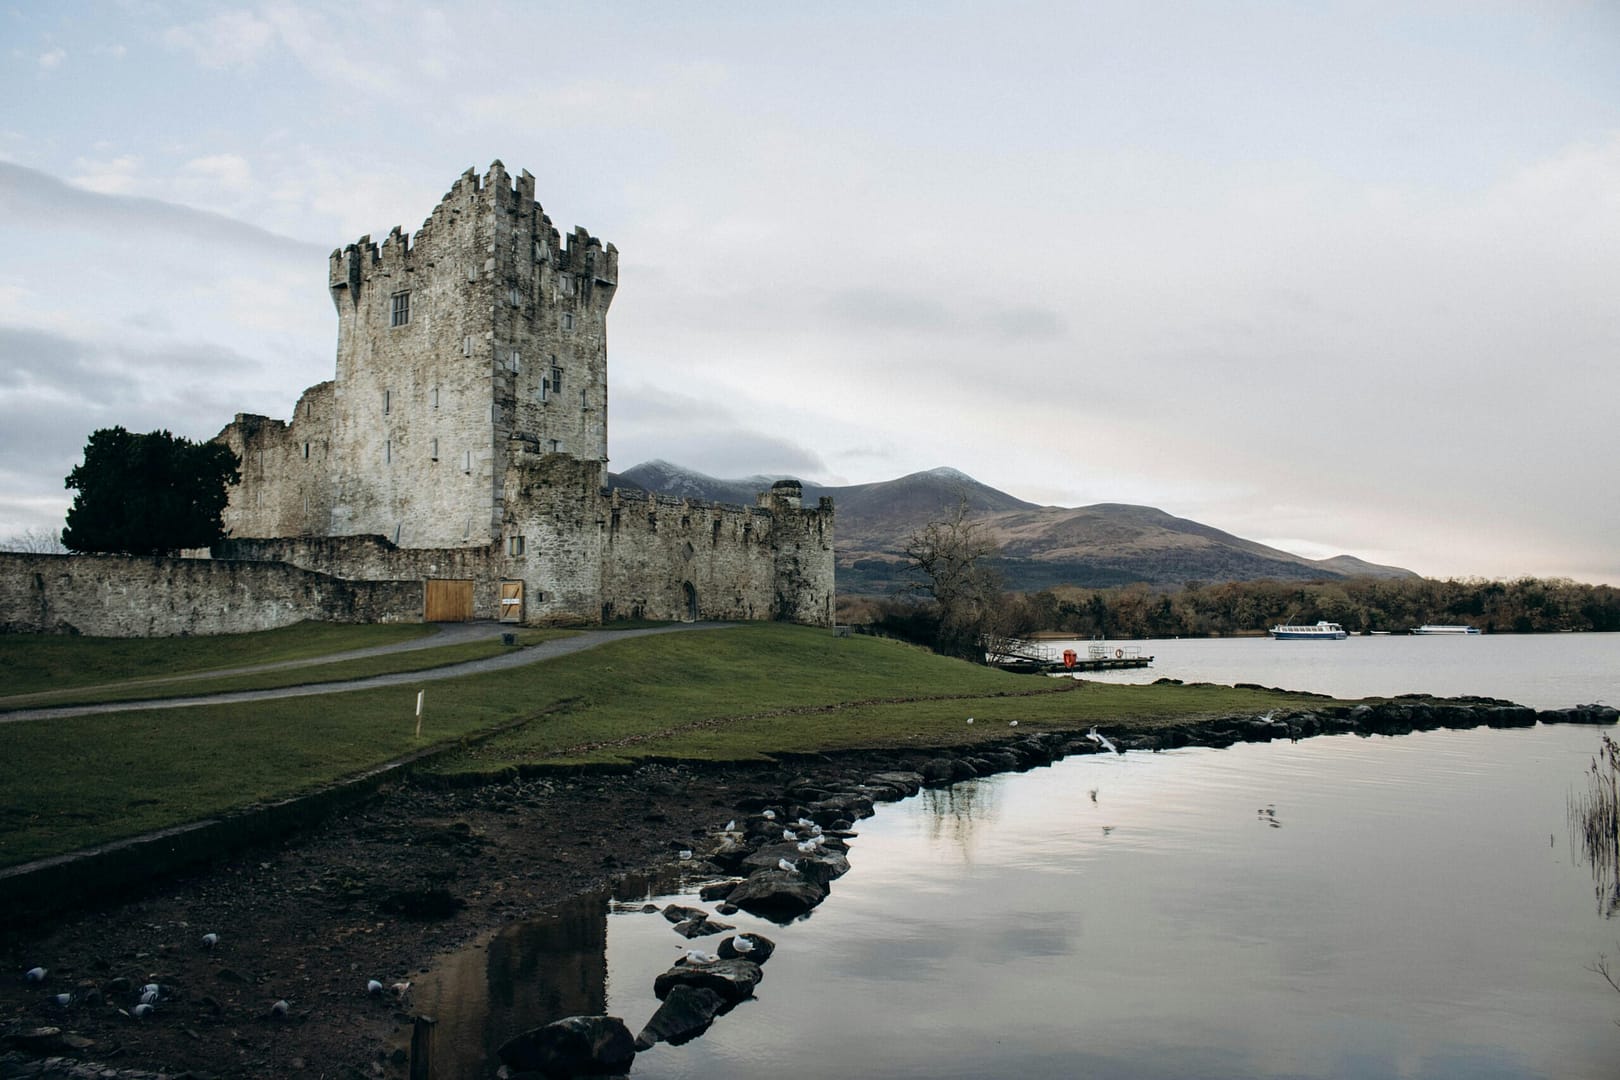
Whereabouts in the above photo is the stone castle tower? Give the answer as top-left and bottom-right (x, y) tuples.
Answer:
(214, 163), (835, 626)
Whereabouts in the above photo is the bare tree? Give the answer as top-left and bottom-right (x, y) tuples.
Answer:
(0, 526), (66, 554)
(902, 497), (1007, 661)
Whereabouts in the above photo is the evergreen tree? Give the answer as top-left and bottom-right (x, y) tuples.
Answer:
(62, 427), (241, 556)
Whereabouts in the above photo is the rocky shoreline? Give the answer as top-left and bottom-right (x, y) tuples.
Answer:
(3, 695), (1615, 1079)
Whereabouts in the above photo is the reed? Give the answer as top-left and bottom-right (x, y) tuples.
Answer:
(1569, 732), (1620, 916)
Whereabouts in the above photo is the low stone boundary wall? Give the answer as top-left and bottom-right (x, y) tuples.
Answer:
(0, 552), (424, 636)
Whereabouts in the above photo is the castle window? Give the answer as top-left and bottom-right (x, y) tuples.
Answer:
(432, 386), (440, 408)
(560, 312), (574, 332)
(385, 439), (391, 464)
(549, 438), (561, 453)
(712, 519), (722, 543)
(551, 366), (563, 395)
(508, 535), (526, 557)
(462, 336), (473, 357)
(648, 512), (657, 532)
(463, 450), (472, 473)
(580, 389), (588, 410)
(390, 291), (410, 327)
(509, 350), (521, 373)
(610, 509), (620, 533)
(557, 274), (575, 297)
(303, 442), (310, 460)
(384, 389), (391, 414)
(509, 286), (522, 308)
(430, 438), (439, 461)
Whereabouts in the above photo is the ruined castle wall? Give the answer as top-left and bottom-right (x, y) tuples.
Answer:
(0, 553), (422, 637)
(767, 494), (837, 626)
(218, 382), (335, 539)
(213, 536), (503, 621)
(497, 451), (608, 624)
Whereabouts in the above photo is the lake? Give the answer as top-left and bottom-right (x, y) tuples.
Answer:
(411, 638), (1620, 1079)
(1039, 631), (1620, 710)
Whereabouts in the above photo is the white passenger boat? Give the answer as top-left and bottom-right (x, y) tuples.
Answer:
(1410, 624), (1482, 635)
(1269, 621), (1347, 640)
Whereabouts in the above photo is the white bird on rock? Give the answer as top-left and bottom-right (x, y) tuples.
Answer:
(796, 817), (814, 828)
(680, 948), (720, 964)
(367, 980), (384, 995)
(732, 935), (757, 955)
(762, 809), (776, 821)
(678, 849), (693, 860)
(724, 819), (737, 833)
(53, 993), (72, 1007)
(24, 967), (46, 983)
(270, 999), (290, 1018)
(782, 828), (797, 841)
(131, 1003), (154, 1019)
(778, 857), (798, 874)
(140, 989), (159, 1005)
(810, 824), (823, 836)
(796, 840), (817, 854)
(967, 717), (974, 725)
(1086, 727), (1117, 753)
(1009, 720), (1019, 727)
(391, 981), (412, 1000)
(200, 932), (219, 950)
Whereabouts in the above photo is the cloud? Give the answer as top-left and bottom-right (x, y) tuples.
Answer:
(163, 10), (276, 69)
(0, 160), (324, 259)
(610, 385), (829, 478)
(38, 48), (66, 71)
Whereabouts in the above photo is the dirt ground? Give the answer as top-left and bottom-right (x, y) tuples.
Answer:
(0, 756), (882, 1079)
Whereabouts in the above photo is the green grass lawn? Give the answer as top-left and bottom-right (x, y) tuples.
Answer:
(0, 628), (572, 710)
(0, 624), (1321, 868)
(0, 621), (436, 696)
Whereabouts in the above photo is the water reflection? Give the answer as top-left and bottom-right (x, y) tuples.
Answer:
(408, 727), (1620, 1080)
(1568, 732), (1620, 917)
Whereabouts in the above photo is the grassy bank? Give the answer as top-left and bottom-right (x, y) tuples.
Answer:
(0, 628), (571, 710)
(0, 624), (1314, 867)
(0, 621), (435, 696)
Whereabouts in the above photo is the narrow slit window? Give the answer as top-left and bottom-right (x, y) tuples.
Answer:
(303, 442), (310, 460)
(430, 438), (439, 461)
(508, 535), (526, 557)
(383, 389), (391, 414)
(432, 386), (440, 408)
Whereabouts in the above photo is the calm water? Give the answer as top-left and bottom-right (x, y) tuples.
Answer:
(1044, 632), (1620, 710)
(412, 644), (1620, 1079)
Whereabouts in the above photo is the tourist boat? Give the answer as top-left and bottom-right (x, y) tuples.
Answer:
(1410, 624), (1482, 635)
(1268, 621), (1347, 640)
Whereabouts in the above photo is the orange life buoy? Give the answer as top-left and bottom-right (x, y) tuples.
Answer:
(1062, 649), (1077, 669)
(1115, 648), (1124, 659)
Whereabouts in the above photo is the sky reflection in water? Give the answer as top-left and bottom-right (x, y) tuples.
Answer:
(416, 725), (1620, 1079)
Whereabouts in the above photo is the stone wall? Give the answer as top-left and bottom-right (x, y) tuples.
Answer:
(0, 553), (423, 637)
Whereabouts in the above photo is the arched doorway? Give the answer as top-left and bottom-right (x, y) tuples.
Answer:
(682, 581), (698, 622)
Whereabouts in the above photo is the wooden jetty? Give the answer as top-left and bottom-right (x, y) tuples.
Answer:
(988, 639), (1153, 675)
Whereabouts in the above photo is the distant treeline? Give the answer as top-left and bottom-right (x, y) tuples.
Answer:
(1009, 576), (1620, 638)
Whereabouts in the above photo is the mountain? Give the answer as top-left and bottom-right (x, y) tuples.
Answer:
(609, 462), (1418, 594)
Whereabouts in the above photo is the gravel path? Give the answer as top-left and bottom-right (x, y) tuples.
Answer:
(0, 621), (735, 724)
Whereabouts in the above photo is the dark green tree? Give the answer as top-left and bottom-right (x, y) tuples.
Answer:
(62, 427), (241, 556)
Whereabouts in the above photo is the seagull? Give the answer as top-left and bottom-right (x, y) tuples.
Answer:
(1258, 709), (1277, 723)
(680, 948), (719, 964)
(53, 993), (73, 1007)
(796, 817), (814, 828)
(200, 932), (219, 950)
(732, 935), (757, 954)
(966, 717), (974, 724)
(796, 840), (817, 854)
(782, 828), (797, 841)
(724, 819), (737, 833)
(777, 857), (798, 874)
(131, 1003), (154, 1018)
(810, 824), (823, 836)
(366, 980), (384, 995)
(1085, 727), (1117, 753)
(140, 988), (160, 1005)
(762, 809), (776, 820)
(678, 849), (693, 860)
(24, 967), (46, 983)
(1009, 720), (1019, 727)
(270, 999), (290, 1018)
(391, 981), (412, 1000)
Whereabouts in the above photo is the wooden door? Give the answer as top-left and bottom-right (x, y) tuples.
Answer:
(424, 579), (475, 622)
(499, 580), (524, 623)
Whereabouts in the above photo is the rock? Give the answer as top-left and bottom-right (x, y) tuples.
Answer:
(672, 915), (733, 939)
(652, 958), (762, 1006)
(706, 835), (754, 871)
(661, 904), (708, 925)
(698, 878), (742, 902)
(4, 1026), (95, 1056)
(725, 869), (828, 920)
(634, 984), (727, 1049)
(497, 1014), (637, 1077)
(379, 888), (464, 920)
(717, 933), (776, 964)
(865, 771), (925, 797)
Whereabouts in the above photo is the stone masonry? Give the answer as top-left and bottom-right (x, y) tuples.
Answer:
(211, 162), (834, 628)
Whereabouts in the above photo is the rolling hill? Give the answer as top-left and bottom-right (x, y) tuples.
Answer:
(611, 461), (1416, 594)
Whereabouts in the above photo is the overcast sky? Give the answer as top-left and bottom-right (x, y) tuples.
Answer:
(2, 2), (1617, 583)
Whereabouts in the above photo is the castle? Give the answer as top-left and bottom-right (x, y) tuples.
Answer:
(209, 162), (835, 627)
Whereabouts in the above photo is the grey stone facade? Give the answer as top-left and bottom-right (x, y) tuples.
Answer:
(213, 163), (834, 627)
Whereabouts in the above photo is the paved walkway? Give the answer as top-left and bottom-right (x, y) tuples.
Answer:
(0, 622), (734, 724)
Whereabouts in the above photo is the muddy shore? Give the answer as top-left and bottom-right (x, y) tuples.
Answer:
(2, 696), (1611, 1079)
